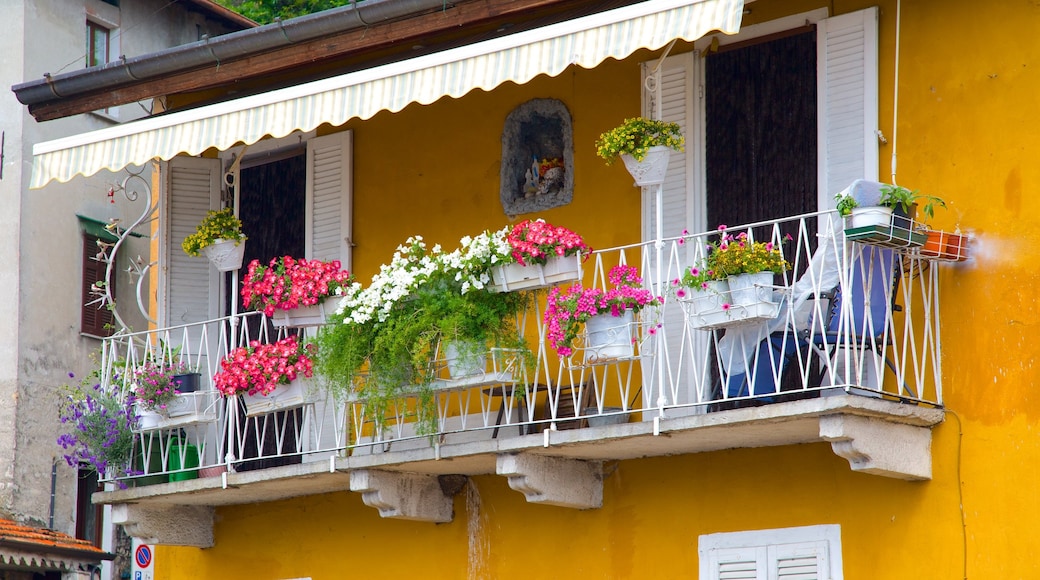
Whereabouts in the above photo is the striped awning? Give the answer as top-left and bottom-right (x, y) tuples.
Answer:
(31, 0), (743, 188)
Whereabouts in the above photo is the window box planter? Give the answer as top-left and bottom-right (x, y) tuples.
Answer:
(490, 254), (581, 292)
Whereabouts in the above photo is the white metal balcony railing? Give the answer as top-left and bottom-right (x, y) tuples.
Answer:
(99, 211), (947, 484)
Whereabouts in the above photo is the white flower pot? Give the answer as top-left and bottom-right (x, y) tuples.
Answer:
(684, 280), (730, 315)
(490, 254), (581, 292)
(271, 295), (347, 328)
(135, 403), (164, 430)
(620, 145), (672, 186)
(444, 340), (487, 379)
(585, 311), (635, 362)
(728, 272), (775, 307)
(846, 206), (893, 229)
(201, 238), (245, 272)
(242, 377), (320, 417)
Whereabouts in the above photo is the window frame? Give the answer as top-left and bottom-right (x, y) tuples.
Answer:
(698, 524), (843, 580)
(81, 233), (116, 338)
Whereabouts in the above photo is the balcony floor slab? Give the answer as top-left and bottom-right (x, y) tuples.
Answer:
(95, 394), (944, 508)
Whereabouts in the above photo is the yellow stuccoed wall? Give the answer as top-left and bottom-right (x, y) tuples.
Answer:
(154, 0), (1040, 577)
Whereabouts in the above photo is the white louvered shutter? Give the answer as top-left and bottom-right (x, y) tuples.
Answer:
(162, 157), (221, 328)
(771, 541), (828, 579)
(708, 546), (767, 580)
(306, 131), (352, 267)
(641, 50), (710, 408)
(817, 6), (879, 205)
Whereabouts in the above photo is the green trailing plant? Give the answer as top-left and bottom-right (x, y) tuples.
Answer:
(181, 208), (246, 257)
(595, 117), (685, 164)
(879, 184), (946, 220)
(314, 233), (531, 437)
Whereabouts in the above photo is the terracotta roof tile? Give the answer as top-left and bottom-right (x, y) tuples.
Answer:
(0, 518), (110, 557)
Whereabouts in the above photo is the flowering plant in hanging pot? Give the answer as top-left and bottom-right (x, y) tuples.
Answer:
(595, 117), (685, 186)
(543, 265), (661, 359)
(181, 208), (247, 271)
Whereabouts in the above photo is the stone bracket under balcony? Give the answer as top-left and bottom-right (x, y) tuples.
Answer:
(819, 413), (933, 480)
(496, 453), (603, 509)
(348, 469), (456, 523)
(111, 503), (214, 548)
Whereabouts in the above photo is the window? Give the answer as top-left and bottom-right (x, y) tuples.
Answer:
(86, 20), (110, 67)
(81, 234), (115, 337)
(699, 524), (843, 580)
(75, 464), (103, 547)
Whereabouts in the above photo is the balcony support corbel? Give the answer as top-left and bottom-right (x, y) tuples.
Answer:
(348, 469), (455, 522)
(819, 413), (933, 481)
(111, 503), (214, 547)
(496, 453), (603, 509)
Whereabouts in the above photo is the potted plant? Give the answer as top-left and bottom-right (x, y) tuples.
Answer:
(57, 370), (137, 483)
(674, 261), (729, 318)
(242, 255), (353, 327)
(214, 335), (317, 417)
(706, 227), (790, 307)
(489, 219), (591, 292)
(181, 207), (247, 271)
(595, 117), (685, 186)
(842, 182), (943, 247)
(314, 233), (530, 437)
(131, 361), (181, 429)
(544, 265), (661, 361)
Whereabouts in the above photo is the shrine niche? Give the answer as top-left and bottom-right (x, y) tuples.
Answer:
(499, 99), (574, 217)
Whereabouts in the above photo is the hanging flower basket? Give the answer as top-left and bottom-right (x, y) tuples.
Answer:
(202, 238), (246, 272)
(620, 145), (672, 186)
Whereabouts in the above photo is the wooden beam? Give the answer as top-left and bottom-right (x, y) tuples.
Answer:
(30, 0), (591, 121)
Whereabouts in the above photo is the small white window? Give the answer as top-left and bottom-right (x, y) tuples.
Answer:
(699, 524), (843, 580)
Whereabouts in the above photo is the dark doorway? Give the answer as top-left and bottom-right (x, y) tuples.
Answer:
(704, 30), (819, 399)
(233, 151), (307, 471)
(705, 29), (818, 242)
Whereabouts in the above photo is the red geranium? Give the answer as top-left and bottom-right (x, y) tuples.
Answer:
(214, 336), (314, 397)
(505, 219), (591, 266)
(241, 256), (351, 317)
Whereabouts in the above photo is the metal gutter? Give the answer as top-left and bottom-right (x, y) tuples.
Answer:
(12, 0), (450, 107)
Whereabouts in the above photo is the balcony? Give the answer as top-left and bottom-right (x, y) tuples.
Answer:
(95, 211), (948, 546)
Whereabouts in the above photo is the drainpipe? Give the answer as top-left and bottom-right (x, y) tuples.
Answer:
(13, 0), (451, 107)
(890, 0), (901, 185)
(48, 459), (57, 530)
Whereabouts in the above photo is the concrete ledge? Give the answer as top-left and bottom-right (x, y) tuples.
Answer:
(95, 396), (944, 514)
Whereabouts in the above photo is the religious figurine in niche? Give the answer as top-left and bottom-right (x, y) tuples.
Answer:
(523, 156), (565, 199)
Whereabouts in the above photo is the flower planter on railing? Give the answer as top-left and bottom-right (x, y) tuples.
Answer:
(271, 295), (348, 328)
(133, 391), (218, 432)
(242, 378), (321, 417)
(844, 207), (926, 249)
(490, 254), (581, 292)
(584, 311), (635, 362)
